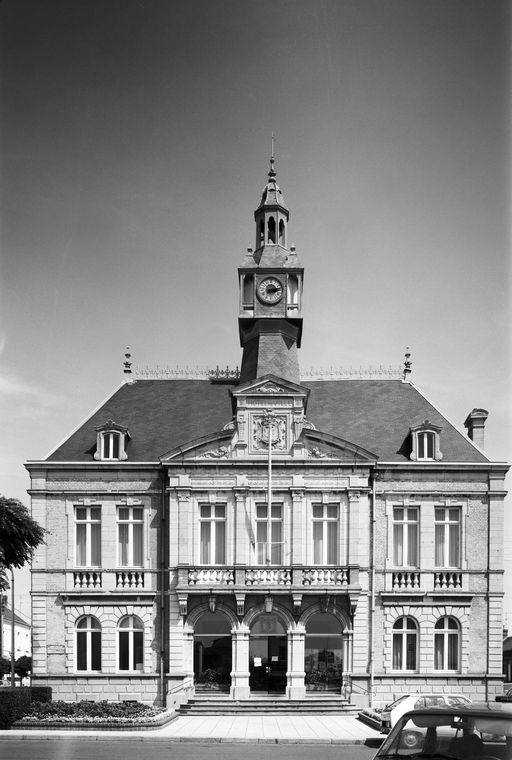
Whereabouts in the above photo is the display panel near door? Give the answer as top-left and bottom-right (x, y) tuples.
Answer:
(249, 613), (287, 693)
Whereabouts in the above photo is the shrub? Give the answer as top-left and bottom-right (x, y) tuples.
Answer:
(0, 686), (52, 729)
(18, 700), (168, 725)
(0, 688), (32, 729)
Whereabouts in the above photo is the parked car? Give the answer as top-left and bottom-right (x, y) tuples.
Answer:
(380, 693), (471, 733)
(496, 688), (512, 702)
(373, 702), (512, 759)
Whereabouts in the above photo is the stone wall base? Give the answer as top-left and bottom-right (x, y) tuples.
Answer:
(31, 675), (161, 705)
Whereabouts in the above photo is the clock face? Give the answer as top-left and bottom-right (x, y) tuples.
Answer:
(257, 277), (284, 304)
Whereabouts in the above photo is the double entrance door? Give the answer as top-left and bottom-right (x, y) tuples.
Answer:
(249, 635), (287, 693)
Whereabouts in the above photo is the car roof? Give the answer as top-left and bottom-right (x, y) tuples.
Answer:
(401, 702), (512, 719)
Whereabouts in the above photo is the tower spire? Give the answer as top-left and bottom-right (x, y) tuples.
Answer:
(237, 152), (304, 385)
(269, 132), (276, 178)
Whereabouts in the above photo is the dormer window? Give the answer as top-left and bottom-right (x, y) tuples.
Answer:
(102, 432), (120, 460)
(94, 420), (129, 461)
(418, 431), (435, 459)
(410, 420), (442, 461)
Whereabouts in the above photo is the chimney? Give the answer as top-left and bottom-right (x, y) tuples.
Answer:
(464, 408), (489, 449)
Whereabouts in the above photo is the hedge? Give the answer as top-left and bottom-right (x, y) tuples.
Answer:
(0, 686), (52, 729)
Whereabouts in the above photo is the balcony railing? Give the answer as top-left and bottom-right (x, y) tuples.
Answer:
(385, 570), (466, 594)
(73, 571), (102, 589)
(69, 569), (155, 593)
(189, 568), (235, 585)
(392, 571), (421, 590)
(180, 566), (353, 589)
(302, 567), (349, 586)
(246, 568), (291, 585)
(116, 570), (146, 589)
(434, 571), (462, 590)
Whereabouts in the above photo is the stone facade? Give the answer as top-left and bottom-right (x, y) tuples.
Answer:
(26, 158), (508, 707)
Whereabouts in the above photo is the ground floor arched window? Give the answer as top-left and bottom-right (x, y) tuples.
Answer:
(118, 614), (144, 671)
(76, 615), (101, 672)
(305, 612), (343, 692)
(193, 612), (232, 692)
(434, 616), (460, 671)
(392, 616), (418, 671)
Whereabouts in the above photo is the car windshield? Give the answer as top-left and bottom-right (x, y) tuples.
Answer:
(385, 695), (410, 711)
(376, 710), (512, 759)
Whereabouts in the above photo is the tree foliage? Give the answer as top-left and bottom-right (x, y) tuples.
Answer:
(14, 656), (32, 680)
(0, 657), (10, 678)
(0, 496), (45, 590)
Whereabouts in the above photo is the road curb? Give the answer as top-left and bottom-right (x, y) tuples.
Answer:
(0, 732), (378, 745)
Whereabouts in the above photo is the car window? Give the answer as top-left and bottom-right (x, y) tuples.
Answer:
(413, 698), (425, 709)
(423, 696), (445, 707)
(446, 695), (470, 705)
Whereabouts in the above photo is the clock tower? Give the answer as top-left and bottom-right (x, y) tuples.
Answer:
(238, 153), (304, 384)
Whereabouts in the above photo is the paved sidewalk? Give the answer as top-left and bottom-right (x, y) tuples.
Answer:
(1, 714), (382, 744)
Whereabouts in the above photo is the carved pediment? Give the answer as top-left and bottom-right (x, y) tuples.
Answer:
(231, 374), (310, 401)
(160, 430), (234, 462)
(302, 430), (378, 462)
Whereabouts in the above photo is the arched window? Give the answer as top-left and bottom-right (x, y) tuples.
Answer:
(392, 617), (418, 671)
(258, 220), (265, 247)
(102, 431), (120, 460)
(434, 616), (460, 671)
(418, 431), (435, 459)
(76, 615), (101, 671)
(267, 216), (276, 244)
(243, 275), (254, 310)
(287, 275), (298, 308)
(194, 612), (232, 690)
(118, 615), (144, 671)
(305, 613), (343, 691)
(279, 219), (285, 246)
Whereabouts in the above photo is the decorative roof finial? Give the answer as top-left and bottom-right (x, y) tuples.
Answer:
(269, 132), (276, 178)
(403, 346), (412, 380)
(123, 346), (132, 375)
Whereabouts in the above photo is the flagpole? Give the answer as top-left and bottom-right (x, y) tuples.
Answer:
(266, 410), (273, 564)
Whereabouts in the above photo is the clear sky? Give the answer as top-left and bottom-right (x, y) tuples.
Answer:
(0, 0), (510, 621)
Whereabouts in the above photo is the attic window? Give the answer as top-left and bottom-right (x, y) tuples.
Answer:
(102, 432), (120, 460)
(410, 421), (442, 462)
(94, 420), (129, 461)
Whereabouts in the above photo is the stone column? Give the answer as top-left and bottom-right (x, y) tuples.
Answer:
(177, 489), (192, 564)
(291, 489), (305, 565)
(182, 626), (195, 691)
(230, 624), (250, 699)
(286, 624), (306, 699)
(234, 489), (248, 565)
(342, 629), (354, 676)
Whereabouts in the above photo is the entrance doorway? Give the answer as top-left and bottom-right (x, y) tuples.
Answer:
(249, 614), (287, 693)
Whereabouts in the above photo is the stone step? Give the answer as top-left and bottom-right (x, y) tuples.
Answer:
(179, 697), (356, 715)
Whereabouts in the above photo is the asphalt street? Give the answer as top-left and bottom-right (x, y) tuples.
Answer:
(0, 739), (378, 760)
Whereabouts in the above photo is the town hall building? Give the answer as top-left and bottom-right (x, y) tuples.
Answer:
(26, 156), (508, 708)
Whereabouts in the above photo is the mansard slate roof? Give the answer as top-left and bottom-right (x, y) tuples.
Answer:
(46, 378), (488, 464)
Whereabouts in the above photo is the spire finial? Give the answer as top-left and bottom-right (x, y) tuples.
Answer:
(403, 346), (412, 380)
(123, 346), (132, 376)
(269, 132), (276, 178)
